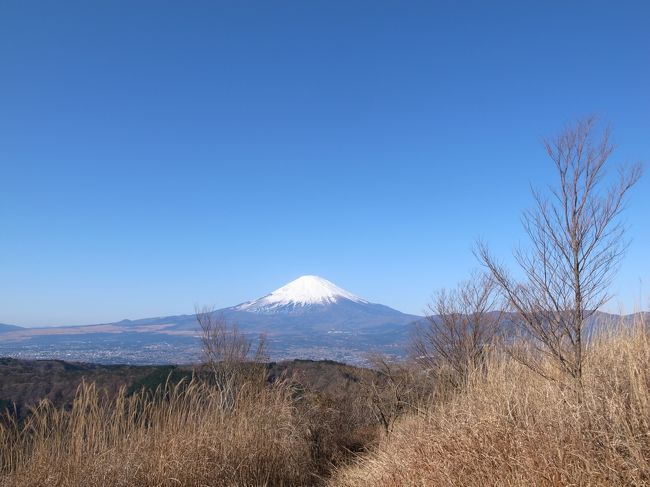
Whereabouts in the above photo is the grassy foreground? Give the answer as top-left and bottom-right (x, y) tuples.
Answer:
(331, 323), (650, 486)
(1, 377), (313, 486)
(1, 323), (649, 486)
(0, 359), (382, 487)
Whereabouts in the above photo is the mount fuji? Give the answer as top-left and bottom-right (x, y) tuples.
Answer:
(218, 275), (420, 334)
(0, 276), (422, 364)
(3, 277), (647, 365)
(236, 275), (369, 312)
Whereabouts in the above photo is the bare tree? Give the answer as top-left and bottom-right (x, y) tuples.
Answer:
(411, 271), (502, 387)
(196, 307), (268, 402)
(362, 354), (414, 436)
(478, 117), (642, 385)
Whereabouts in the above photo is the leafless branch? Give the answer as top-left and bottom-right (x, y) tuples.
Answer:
(477, 117), (642, 387)
(411, 271), (503, 387)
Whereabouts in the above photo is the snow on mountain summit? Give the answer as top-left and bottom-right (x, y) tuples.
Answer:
(236, 275), (368, 312)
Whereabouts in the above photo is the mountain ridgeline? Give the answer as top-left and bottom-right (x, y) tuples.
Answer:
(90, 275), (420, 335)
(0, 276), (421, 364)
(1, 275), (644, 365)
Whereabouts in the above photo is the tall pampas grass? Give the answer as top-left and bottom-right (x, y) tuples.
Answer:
(0, 374), (312, 487)
(332, 317), (650, 486)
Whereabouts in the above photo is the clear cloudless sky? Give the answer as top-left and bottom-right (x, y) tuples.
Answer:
(1, 0), (649, 326)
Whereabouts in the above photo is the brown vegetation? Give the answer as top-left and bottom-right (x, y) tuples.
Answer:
(412, 271), (502, 388)
(0, 359), (158, 421)
(0, 356), (390, 486)
(332, 118), (646, 486)
(331, 319), (650, 487)
(0, 374), (312, 486)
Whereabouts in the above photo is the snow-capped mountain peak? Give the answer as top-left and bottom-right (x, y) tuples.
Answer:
(235, 275), (368, 312)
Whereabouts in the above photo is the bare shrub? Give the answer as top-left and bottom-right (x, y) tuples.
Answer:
(412, 271), (502, 387)
(300, 388), (379, 477)
(360, 355), (437, 437)
(361, 355), (411, 437)
(196, 307), (268, 407)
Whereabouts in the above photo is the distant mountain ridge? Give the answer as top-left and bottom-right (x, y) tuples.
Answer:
(2, 277), (646, 365)
(0, 323), (23, 333)
(0, 276), (421, 364)
(84, 275), (419, 335)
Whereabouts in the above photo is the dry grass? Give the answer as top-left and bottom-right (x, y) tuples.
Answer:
(331, 321), (650, 487)
(0, 376), (313, 486)
(4, 321), (649, 486)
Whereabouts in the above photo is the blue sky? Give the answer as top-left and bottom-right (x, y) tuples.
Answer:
(1, 1), (648, 326)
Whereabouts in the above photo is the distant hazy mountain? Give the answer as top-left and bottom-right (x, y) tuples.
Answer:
(0, 276), (421, 364)
(4, 276), (643, 365)
(0, 323), (23, 333)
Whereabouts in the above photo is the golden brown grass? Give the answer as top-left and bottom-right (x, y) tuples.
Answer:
(331, 321), (650, 487)
(0, 376), (313, 487)
(4, 321), (649, 486)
